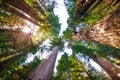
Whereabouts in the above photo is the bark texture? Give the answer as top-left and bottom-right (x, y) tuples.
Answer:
(27, 46), (59, 80)
(2, 0), (44, 22)
(91, 55), (120, 80)
(36, 0), (46, 15)
(0, 3), (39, 26)
(74, 0), (116, 18)
(77, 6), (120, 49)
(74, 0), (96, 16)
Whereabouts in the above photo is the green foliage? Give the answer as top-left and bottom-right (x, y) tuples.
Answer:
(0, 56), (41, 80)
(0, 0), (120, 80)
(0, 54), (27, 80)
(53, 53), (69, 80)
(63, 28), (73, 41)
(66, 0), (119, 27)
(53, 54), (90, 80)
(47, 0), (56, 12)
(0, 9), (26, 27)
(24, 0), (36, 8)
(71, 41), (120, 66)
(47, 12), (61, 37)
(0, 0), (3, 4)
(33, 11), (61, 43)
(50, 36), (64, 51)
(0, 30), (34, 79)
(82, 12), (102, 25)
(0, 0), (55, 79)
(30, 44), (39, 54)
(57, 53), (69, 72)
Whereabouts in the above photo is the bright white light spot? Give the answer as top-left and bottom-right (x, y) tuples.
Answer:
(25, 53), (34, 63)
(22, 27), (31, 33)
(64, 48), (72, 56)
(118, 73), (120, 77)
(90, 59), (102, 71)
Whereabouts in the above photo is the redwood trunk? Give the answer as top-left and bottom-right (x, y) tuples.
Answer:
(74, 0), (96, 16)
(36, 3), (45, 15)
(0, 52), (24, 72)
(83, 0), (96, 14)
(36, 0), (46, 15)
(81, 0), (103, 19)
(0, 3), (39, 26)
(85, 0), (103, 14)
(0, 28), (20, 33)
(38, 0), (46, 9)
(27, 46), (59, 80)
(77, 6), (120, 49)
(91, 55), (120, 80)
(3, 0), (44, 22)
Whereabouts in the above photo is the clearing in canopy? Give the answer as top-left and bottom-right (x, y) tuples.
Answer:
(0, 0), (120, 80)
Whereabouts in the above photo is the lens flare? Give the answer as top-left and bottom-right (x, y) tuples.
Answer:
(22, 27), (31, 33)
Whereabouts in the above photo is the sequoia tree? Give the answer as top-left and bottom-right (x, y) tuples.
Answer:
(27, 46), (59, 80)
(27, 37), (64, 80)
(76, 6), (120, 49)
(72, 42), (120, 80)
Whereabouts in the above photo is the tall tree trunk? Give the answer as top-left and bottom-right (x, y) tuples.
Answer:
(81, 0), (103, 18)
(0, 52), (25, 72)
(73, 44), (120, 79)
(0, 28), (21, 33)
(38, 0), (46, 10)
(83, 0), (97, 14)
(77, 6), (120, 49)
(0, 3), (40, 26)
(91, 55), (120, 80)
(36, 0), (46, 15)
(36, 4), (45, 16)
(88, 0), (103, 11)
(27, 46), (59, 80)
(74, 0), (96, 16)
(76, 58), (91, 79)
(3, 0), (44, 22)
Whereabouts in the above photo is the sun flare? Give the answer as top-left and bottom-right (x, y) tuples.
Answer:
(22, 27), (31, 33)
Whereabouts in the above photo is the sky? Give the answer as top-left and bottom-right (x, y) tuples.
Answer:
(53, 0), (103, 73)
(25, 0), (70, 64)
(53, 0), (69, 36)
(25, 0), (103, 74)
(53, 0), (72, 72)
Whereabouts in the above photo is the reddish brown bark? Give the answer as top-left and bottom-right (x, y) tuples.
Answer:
(0, 3), (40, 26)
(36, 3), (45, 15)
(91, 55), (120, 80)
(74, 0), (96, 16)
(80, 0), (103, 19)
(27, 46), (59, 80)
(3, 0), (44, 22)
(36, 0), (46, 15)
(77, 6), (120, 49)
